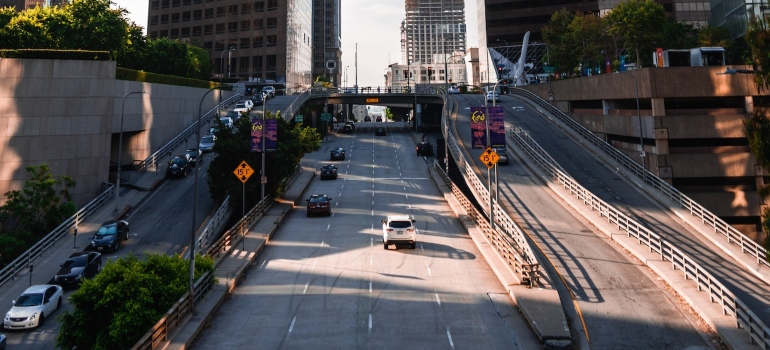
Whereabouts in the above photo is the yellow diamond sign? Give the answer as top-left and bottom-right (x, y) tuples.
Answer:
(479, 147), (499, 168)
(233, 161), (254, 183)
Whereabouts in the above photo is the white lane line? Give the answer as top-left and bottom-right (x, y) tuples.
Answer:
(420, 244), (424, 251)
(260, 260), (268, 268)
(289, 316), (297, 333)
(326, 224), (330, 232)
(369, 282), (372, 293)
(368, 313), (373, 332)
(446, 327), (455, 349)
(370, 256), (373, 266)
(320, 239), (325, 247)
(435, 293), (441, 306)
(303, 282), (309, 295)
(427, 267), (432, 276)
(370, 237), (373, 247)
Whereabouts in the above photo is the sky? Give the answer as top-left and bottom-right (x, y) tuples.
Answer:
(111, 0), (478, 87)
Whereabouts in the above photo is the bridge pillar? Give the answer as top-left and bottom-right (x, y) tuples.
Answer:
(415, 103), (422, 132)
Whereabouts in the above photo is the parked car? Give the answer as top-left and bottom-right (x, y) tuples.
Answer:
(219, 117), (233, 128)
(330, 148), (346, 160)
(382, 215), (417, 249)
(364, 116), (371, 122)
(416, 141), (433, 156)
(448, 85), (460, 94)
(166, 155), (191, 178)
(320, 164), (338, 180)
(199, 135), (217, 152)
(3, 284), (63, 329)
(486, 91), (500, 102)
(261, 86), (275, 98)
(89, 220), (129, 252)
(208, 126), (218, 135)
(342, 124), (354, 133)
(233, 102), (250, 114)
(185, 149), (202, 166)
(306, 194), (333, 216)
(226, 111), (241, 121)
(494, 147), (509, 165)
(49, 251), (102, 288)
(251, 93), (264, 106)
(376, 116), (383, 122)
(375, 127), (386, 136)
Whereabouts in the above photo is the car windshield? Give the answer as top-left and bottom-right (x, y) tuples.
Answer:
(389, 221), (412, 229)
(201, 136), (215, 143)
(171, 158), (186, 165)
(15, 293), (44, 307)
(96, 224), (117, 237)
(309, 196), (328, 203)
(186, 150), (197, 158)
(63, 255), (88, 268)
(235, 103), (246, 108)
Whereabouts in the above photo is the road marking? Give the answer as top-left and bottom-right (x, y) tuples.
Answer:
(446, 327), (455, 348)
(303, 282), (309, 294)
(427, 267), (432, 275)
(370, 237), (373, 247)
(369, 282), (372, 293)
(260, 260), (267, 268)
(326, 224), (330, 232)
(288, 316), (296, 333)
(370, 256), (373, 266)
(435, 293), (441, 306)
(368, 313), (372, 332)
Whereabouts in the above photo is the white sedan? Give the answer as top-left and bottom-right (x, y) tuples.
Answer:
(3, 284), (63, 329)
(447, 85), (460, 94)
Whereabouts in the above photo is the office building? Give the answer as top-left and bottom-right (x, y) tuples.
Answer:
(312, 0), (342, 85)
(147, 0), (313, 93)
(710, 0), (770, 39)
(0, 0), (67, 10)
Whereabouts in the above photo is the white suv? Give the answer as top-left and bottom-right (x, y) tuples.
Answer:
(381, 215), (417, 249)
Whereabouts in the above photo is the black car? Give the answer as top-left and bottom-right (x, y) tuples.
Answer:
(364, 116), (371, 122)
(306, 194), (333, 217)
(376, 116), (383, 122)
(330, 148), (345, 160)
(341, 124), (353, 133)
(89, 220), (129, 252)
(251, 93), (264, 106)
(320, 164), (338, 180)
(49, 251), (101, 288)
(166, 156), (191, 178)
(185, 149), (202, 167)
(345, 121), (355, 130)
(375, 127), (386, 136)
(416, 141), (433, 156)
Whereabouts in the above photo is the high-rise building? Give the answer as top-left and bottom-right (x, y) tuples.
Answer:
(0, 0), (67, 10)
(312, 0), (342, 86)
(710, 0), (770, 39)
(147, 0), (313, 93)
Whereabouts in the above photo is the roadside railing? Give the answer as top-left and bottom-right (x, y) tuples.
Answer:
(283, 89), (311, 121)
(510, 87), (769, 268)
(510, 125), (770, 349)
(0, 183), (115, 289)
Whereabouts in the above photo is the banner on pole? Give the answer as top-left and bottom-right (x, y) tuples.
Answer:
(251, 118), (278, 152)
(470, 107), (487, 149)
(488, 106), (505, 148)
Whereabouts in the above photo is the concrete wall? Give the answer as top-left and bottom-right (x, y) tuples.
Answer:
(0, 58), (234, 207)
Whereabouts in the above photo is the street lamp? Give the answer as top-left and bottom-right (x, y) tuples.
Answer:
(218, 46), (236, 114)
(496, 38), (509, 46)
(616, 71), (645, 182)
(115, 91), (145, 212)
(191, 86), (227, 305)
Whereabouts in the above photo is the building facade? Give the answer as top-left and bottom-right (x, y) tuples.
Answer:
(710, 0), (770, 39)
(311, 0), (342, 86)
(147, 0), (313, 93)
(0, 0), (67, 10)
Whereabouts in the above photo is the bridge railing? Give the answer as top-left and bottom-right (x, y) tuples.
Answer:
(509, 125), (770, 349)
(283, 89), (311, 121)
(510, 87), (769, 268)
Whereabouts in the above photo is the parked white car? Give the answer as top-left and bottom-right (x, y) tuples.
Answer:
(486, 91), (500, 102)
(233, 101), (251, 114)
(447, 85), (460, 94)
(381, 215), (417, 249)
(4, 284), (63, 329)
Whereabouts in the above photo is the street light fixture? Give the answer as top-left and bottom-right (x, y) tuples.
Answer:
(115, 91), (145, 212)
(496, 38), (509, 46)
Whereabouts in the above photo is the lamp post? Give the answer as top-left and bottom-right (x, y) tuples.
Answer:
(192, 86), (227, 305)
(218, 47), (235, 114)
(496, 38), (509, 46)
(616, 71), (645, 182)
(115, 91), (144, 212)
(261, 92), (267, 212)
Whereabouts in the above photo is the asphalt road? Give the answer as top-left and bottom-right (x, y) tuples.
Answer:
(190, 122), (542, 349)
(448, 93), (715, 349)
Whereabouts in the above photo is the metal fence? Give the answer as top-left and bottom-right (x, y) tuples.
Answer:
(510, 87), (769, 269)
(510, 125), (770, 349)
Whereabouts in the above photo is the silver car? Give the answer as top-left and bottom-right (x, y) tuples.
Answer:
(4, 284), (63, 329)
(199, 135), (217, 153)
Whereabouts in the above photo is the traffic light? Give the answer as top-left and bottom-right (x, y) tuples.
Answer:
(403, 70), (408, 79)
(428, 67), (433, 78)
(497, 65), (503, 75)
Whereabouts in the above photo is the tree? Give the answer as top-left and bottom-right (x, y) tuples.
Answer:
(567, 11), (609, 75)
(56, 253), (214, 350)
(0, 165), (75, 237)
(698, 25), (731, 48)
(660, 17), (698, 50)
(542, 8), (579, 74)
(605, 0), (667, 67)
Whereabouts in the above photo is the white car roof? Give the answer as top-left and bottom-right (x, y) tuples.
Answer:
(23, 284), (56, 294)
(385, 215), (412, 222)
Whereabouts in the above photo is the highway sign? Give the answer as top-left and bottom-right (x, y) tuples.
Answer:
(321, 113), (332, 122)
(366, 98), (379, 103)
(233, 161), (254, 183)
(295, 114), (303, 123)
(479, 147), (499, 168)
(544, 65), (555, 73)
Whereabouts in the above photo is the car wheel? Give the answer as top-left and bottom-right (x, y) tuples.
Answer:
(383, 242), (388, 249)
(307, 211), (311, 217)
(115, 240), (121, 251)
(38, 314), (45, 327)
(56, 297), (62, 310)
(411, 243), (417, 249)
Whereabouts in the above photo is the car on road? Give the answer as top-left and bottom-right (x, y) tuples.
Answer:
(185, 149), (202, 166)
(251, 93), (264, 106)
(416, 141), (433, 156)
(166, 155), (191, 178)
(208, 126), (218, 135)
(320, 164), (338, 180)
(49, 251), (102, 288)
(3, 284), (63, 330)
(364, 116), (371, 122)
(219, 116), (234, 128)
(486, 91), (500, 102)
(375, 127), (386, 136)
(261, 86), (275, 98)
(330, 147), (345, 160)
(306, 194), (332, 217)
(199, 135), (217, 153)
(448, 85), (460, 94)
(345, 121), (355, 130)
(341, 124), (353, 133)
(226, 110), (242, 121)
(233, 102), (251, 114)
(494, 147), (509, 165)
(382, 215), (417, 249)
(376, 116), (383, 122)
(89, 220), (129, 252)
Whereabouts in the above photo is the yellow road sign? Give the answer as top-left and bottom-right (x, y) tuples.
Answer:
(479, 147), (499, 168)
(233, 161), (254, 183)
(366, 98), (379, 103)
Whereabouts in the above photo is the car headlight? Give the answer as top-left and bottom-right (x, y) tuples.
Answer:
(5, 312), (10, 320)
(29, 313), (36, 320)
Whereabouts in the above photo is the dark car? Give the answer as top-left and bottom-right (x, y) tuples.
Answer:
(166, 156), (191, 178)
(364, 116), (371, 122)
(251, 93), (264, 106)
(199, 135), (217, 153)
(494, 148), (509, 165)
(341, 124), (353, 133)
(49, 251), (101, 288)
(89, 220), (129, 252)
(376, 116), (383, 122)
(185, 149), (202, 167)
(416, 141), (433, 156)
(330, 147), (345, 161)
(375, 127), (386, 136)
(345, 121), (355, 130)
(306, 194), (332, 217)
(0, 333), (5, 350)
(320, 164), (338, 180)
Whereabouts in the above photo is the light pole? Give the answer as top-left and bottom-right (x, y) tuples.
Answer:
(260, 92), (267, 212)
(192, 86), (227, 305)
(344, 65), (349, 88)
(218, 47), (235, 114)
(616, 71), (645, 182)
(496, 38), (509, 46)
(115, 91), (144, 212)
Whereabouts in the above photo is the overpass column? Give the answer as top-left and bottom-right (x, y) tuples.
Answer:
(415, 102), (422, 131)
(650, 98), (669, 181)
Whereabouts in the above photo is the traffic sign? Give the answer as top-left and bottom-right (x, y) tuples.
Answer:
(233, 161), (254, 183)
(544, 65), (555, 73)
(321, 113), (332, 122)
(295, 114), (303, 123)
(479, 147), (499, 168)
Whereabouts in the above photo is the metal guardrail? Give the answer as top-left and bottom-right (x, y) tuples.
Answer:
(510, 87), (770, 268)
(510, 125), (770, 349)
(283, 89), (311, 121)
(0, 183), (115, 289)
(136, 94), (242, 172)
(195, 195), (232, 254)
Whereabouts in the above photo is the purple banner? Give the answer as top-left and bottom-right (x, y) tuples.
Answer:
(489, 106), (505, 148)
(470, 107), (487, 149)
(251, 118), (278, 152)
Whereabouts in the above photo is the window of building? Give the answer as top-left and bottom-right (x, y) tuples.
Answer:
(267, 0), (277, 10)
(216, 7), (225, 17)
(194, 0), (202, 3)
(181, 27), (190, 37)
(239, 57), (249, 73)
(150, 16), (158, 26)
(228, 22), (238, 32)
(254, 18), (264, 29)
(182, 11), (190, 21)
(193, 10), (201, 20)
(161, 0), (169, 8)
(266, 35), (277, 46)
(240, 37), (250, 48)
(253, 36), (263, 47)
(241, 20), (250, 31)
(170, 28), (179, 38)
(151, 1), (159, 10)
(229, 5), (238, 15)
(254, 1), (264, 12)
(266, 17), (277, 28)
(253, 56), (263, 74)
(216, 23), (225, 34)
(192, 26), (201, 36)
(215, 41), (224, 51)
(204, 24), (213, 35)
(266, 54), (276, 71)
(241, 3), (251, 13)
(149, 31), (158, 39)
(204, 8), (213, 18)
(159, 29), (168, 37)
(160, 14), (169, 24)
(203, 41), (212, 50)
(183, 0), (191, 4)
(171, 13), (180, 23)
(172, 0), (180, 6)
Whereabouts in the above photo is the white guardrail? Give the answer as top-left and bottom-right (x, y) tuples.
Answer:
(510, 87), (770, 269)
(510, 124), (770, 349)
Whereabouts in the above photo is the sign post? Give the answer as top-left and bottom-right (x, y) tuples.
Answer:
(233, 161), (254, 251)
